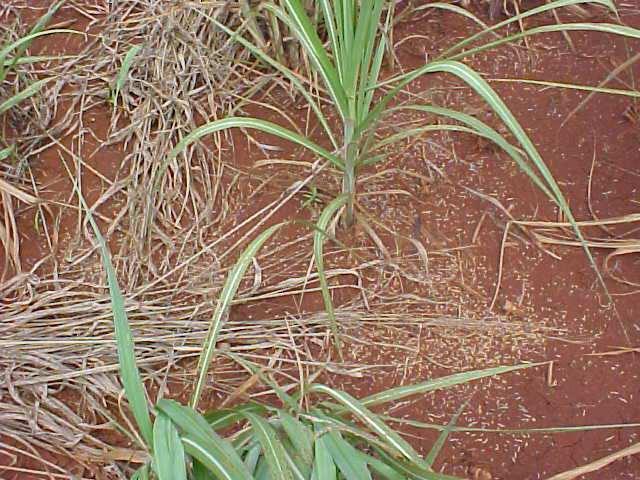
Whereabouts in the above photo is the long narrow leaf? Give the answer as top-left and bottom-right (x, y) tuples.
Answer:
(0, 29), (78, 77)
(357, 363), (542, 408)
(282, 0), (349, 116)
(183, 434), (253, 480)
(450, 22), (640, 62)
(154, 117), (342, 207)
(372, 447), (459, 480)
(244, 412), (294, 480)
(323, 431), (372, 480)
(309, 384), (425, 466)
(191, 222), (285, 408)
(354, 450), (407, 480)
(281, 439), (311, 480)
(280, 411), (313, 467)
(313, 195), (348, 356)
(415, 2), (492, 31)
(384, 105), (551, 198)
(371, 60), (607, 295)
(381, 417), (640, 435)
(439, 0), (616, 58)
(226, 352), (300, 412)
(360, 6), (391, 122)
(197, 8), (338, 149)
(244, 443), (262, 474)
(204, 403), (268, 431)
(425, 400), (469, 467)
(7, 0), (65, 75)
(153, 411), (188, 480)
(489, 78), (640, 98)
(193, 459), (215, 480)
(318, 0), (341, 81)
(423, 61), (608, 295)
(312, 429), (337, 480)
(79, 187), (152, 446)
(0, 78), (51, 116)
(112, 44), (142, 106)
(0, 146), (13, 161)
(156, 399), (253, 480)
(2, 55), (74, 67)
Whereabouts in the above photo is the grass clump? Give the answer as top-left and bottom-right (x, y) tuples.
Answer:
(86, 197), (541, 479)
(156, 0), (640, 349)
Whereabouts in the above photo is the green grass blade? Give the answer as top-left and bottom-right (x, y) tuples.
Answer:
(439, 0), (616, 58)
(358, 363), (542, 408)
(451, 22), (640, 62)
(112, 44), (142, 106)
(0, 78), (51, 116)
(190, 223), (284, 408)
(11, 0), (65, 68)
(282, 441), (311, 480)
(359, 448), (457, 480)
(244, 412), (294, 480)
(372, 448), (460, 480)
(333, 0), (346, 68)
(309, 384), (424, 466)
(489, 78), (640, 98)
(427, 60), (608, 295)
(244, 443), (262, 474)
(354, 450), (407, 480)
(425, 400), (469, 467)
(79, 187), (152, 446)
(153, 412), (188, 480)
(0, 146), (13, 161)
(0, 0), (66, 81)
(226, 352), (300, 412)
(281, 0), (348, 116)
(183, 434), (253, 480)
(346, 0), (380, 101)
(198, 9), (337, 149)
(312, 429), (337, 480)
(324, 431), (372, 480)
(131, 464), (150, 480)
(280, 411), (313, 467)
(381, 416), (640, 435)
(0, 29), (78, 82)
(382, 60), (607, 296)
(204, 403), (268, 431)
(340, 0), (355, 65)
(374, 124), (486, 148)
(2, 54), (75, 67)
(385, 105), (552, 198)
(254, 458), (270, 480)
(415, 2), (491, 31)
(156, 399), (253, 479)
(193, 459), (215, 480)
(156, 399), (216, 436)
(157, 117), (342, 199)
(318, 0), (342, 81)
(313, 195), (348, 356)
(360, 6), (390, 123)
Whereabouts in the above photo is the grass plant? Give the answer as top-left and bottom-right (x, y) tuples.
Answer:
(157, 0), (640, 349)
(87, 199), (543, 480)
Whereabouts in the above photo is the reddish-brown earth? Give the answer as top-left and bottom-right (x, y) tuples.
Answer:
(2, 1), (640, 479)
